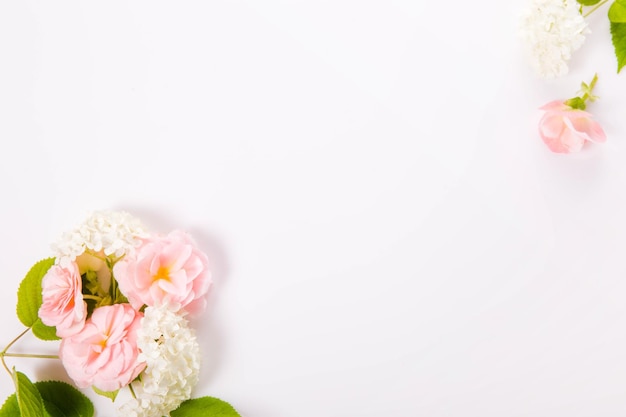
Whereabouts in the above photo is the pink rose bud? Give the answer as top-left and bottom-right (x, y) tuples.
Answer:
(538, 100), (606, 154)
(39, 262), (86, 338)
(114, 230), (212, 315)
(59, 304), (145, 392)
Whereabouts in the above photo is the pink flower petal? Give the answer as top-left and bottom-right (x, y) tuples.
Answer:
(59, 304), (145, 391)
(114, 231), (211, 315)
(538, 100), (606, 153)
(39, 262), (86, 338)
(539, 100), (569, 112)
(569, 115), (607, 143)
(541, 112), (570, 137)
(558, 120), (586, 153)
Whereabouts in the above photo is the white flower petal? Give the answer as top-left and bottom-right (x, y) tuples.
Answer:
(52, 210), (147, 265)
(118, 304), (201, 417)
(519, 0), (589, 78)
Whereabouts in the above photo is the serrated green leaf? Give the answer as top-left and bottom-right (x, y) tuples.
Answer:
(16, 258), (55, 328)
(35, 381), (94, 417)
(577, 0), (601, 5)
(0, 393), (20, 417)
(14, 371), (46, 417)
(171, 397), (242, 417)
(40, 401), (63, 417)
(92, 386), (118, 402)
(609, 0), (626, 23)
(31, 320), (59, 341)
(611, 22), (626, 72)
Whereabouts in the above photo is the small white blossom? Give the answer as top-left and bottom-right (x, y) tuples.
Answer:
(118, 304), (201, 417)
(52, 210), (147, 266)
(519, 0), (589, 78)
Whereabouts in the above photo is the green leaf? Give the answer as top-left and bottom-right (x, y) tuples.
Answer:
(32, 321), (59, 341)
(14, 371), (46, 417)
(564, 96), (587, 110)
(0, 380), (95, 417)
(609, 0), (626, 23)
(171, 397), (242, 417)
(577, 0), (602, 5)
(0, 393), (20, 417)
(16, 258), (59, 341)
(92, 386), (118, 402)
(36, 381), (94, 417)
(611, 22), (626, 72)
(40, 402), (63, 417)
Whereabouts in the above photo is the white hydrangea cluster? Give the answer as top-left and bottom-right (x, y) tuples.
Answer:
(52, 210), (147, 266)
(118, 304), (201, 417)
(519, 0), (589, 78)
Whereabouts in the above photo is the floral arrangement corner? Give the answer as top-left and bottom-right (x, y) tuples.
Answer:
(519, 0), (625, 153)
(0, 210), (241, 417)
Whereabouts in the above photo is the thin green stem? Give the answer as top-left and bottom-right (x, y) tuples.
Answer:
(1, 327), (61, 377)
(1, 355), (11, 378)
(581, 73), (599, 102)
(110, 274), (117, 300)
(1, 327), (31, 355)
(104, 253), (124, 271)
(128, 382), (137, 399)
(589, 73), (598, 89)
(2, 353), (59, 359)
(0, 327), (31, 378)
(84, 249), (108, 262)
(584, 0), (610, 17)
(82, 294), (102, 301)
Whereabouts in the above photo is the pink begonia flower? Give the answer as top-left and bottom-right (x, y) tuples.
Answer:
(538, 100), (606, 153)
(114, 230), (211, 315)
(39, 262), (86, 338)
(59, 304), (145, 392)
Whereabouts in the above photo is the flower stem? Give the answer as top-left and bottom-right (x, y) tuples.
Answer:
(565, 73), (599, 110)
(0, 327), (61, 380)
(85, 249), (108, 262)
(128, 382), (137, 399)
(581, 73), (598, 102)
(0, 356), (10, 378)
(0, 327), (31, 378)
(2, 353), (59, 359)
(1, 328), (31, 355)
(584, 0), (610, 17)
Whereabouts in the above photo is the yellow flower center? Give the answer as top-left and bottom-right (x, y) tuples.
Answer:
(99, 336), (109, 349)
(153, 266), (171, 282)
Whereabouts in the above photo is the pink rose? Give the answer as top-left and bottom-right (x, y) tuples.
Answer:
(114, 230), (211, 315)
(39, 262), (86, 338)
(59, 304), (145, 392)
(538, 100), (606, 153)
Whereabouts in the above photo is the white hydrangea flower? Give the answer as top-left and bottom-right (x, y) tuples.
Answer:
(519, 0), (589, 78)
(52, 210), (147, 267)
(118, 304), (201, 417)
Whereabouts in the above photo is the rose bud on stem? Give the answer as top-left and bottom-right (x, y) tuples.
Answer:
(538, 73), (607, 154)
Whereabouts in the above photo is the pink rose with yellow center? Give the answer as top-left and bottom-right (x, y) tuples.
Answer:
(114, 230), (211, 315)
(59, 304), (145, 392)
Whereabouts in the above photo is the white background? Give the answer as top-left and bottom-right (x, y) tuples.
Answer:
(1, 1), (626, 416)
